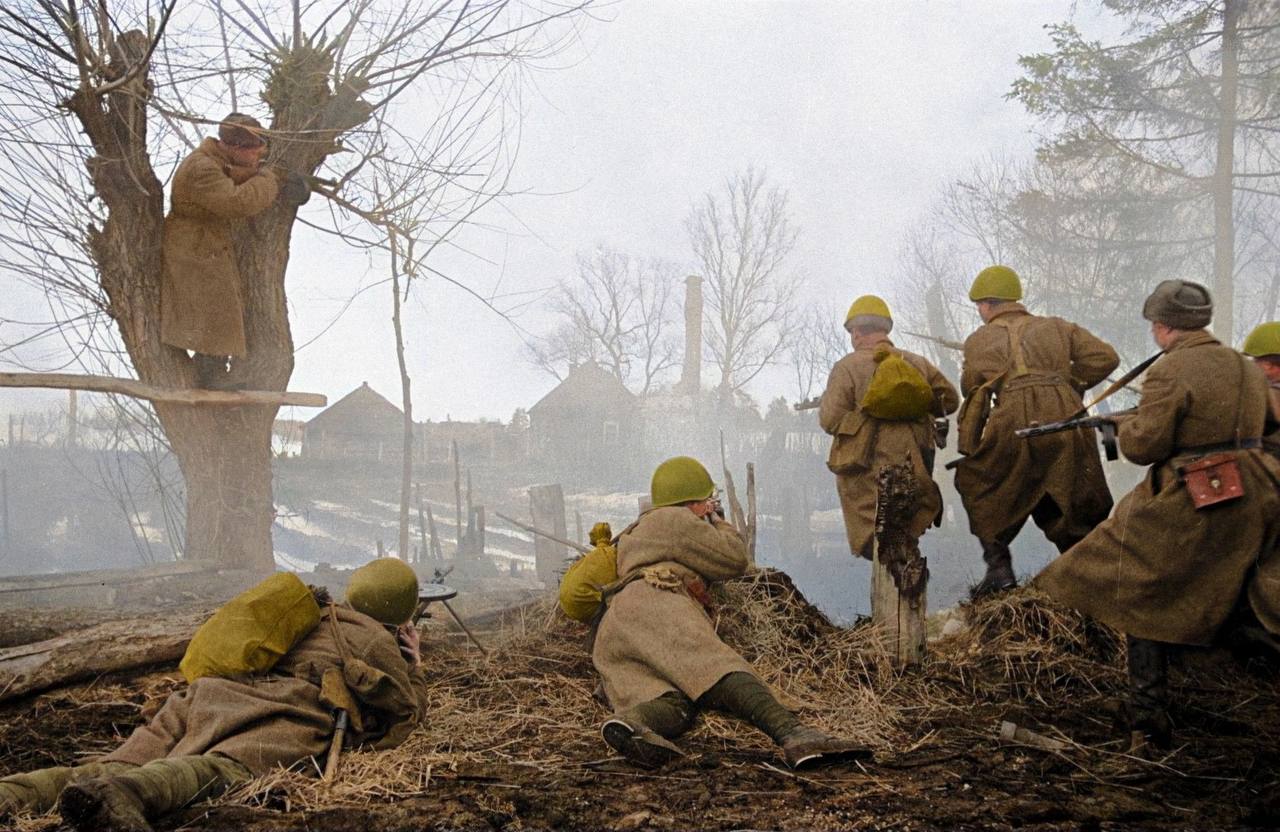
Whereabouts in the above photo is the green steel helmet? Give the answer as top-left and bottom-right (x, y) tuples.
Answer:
(345, 558), (419, 625)
(969, 265), (1023, 302)
(844, 294), (893, 332)
(650, 456), (715, 508)
(1242, 321), (1280, 358)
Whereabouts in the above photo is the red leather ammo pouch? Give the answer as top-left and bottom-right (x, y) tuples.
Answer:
(1178, 452), (1245, 509)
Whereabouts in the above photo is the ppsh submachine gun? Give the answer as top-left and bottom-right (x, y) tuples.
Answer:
(1014, 408), (1136, 461)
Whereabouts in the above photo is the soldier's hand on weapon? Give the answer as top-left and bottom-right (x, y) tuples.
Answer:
(279, 171), (312, 206)
(396, 622), (422, 667)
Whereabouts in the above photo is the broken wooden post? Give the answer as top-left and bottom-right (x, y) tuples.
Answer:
(745, 462), (758, 567)
(871, 462), (928, 665)
(66, 389), (78, 449)
(575, 510), (584, 546)
(426, 504), (444, 560)
(474, 505), (486, 558)
(452, 440), (463, 551)
(529, 484), (569, 585)
(0, 469), (7, 556)
(376, 538), (385, 557)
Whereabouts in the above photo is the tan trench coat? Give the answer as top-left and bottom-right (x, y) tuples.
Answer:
(1037, 331), (1280, 646)
(161, 138), (279, 357)
(592, 507), (755, 712)
(818, 337), (959, 559)
(104, 605), (424, 774)
(954, 304), (1119, 548)
(1266, 383), (1280, 458)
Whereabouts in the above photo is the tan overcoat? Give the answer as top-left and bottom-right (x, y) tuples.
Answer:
(818, 337), (959, 559)
(954, 304), (1119, 548)
(104, 605), (423, 774)
(161, 138), (279, 357)
(1265, 382), (1280, 459)
(592, 507), (755, 712)
(1037, 331), (1280, 646)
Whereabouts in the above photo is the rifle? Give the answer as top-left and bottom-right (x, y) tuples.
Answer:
(794, 397), (820, 412)
(1014, 408), (1136, 461)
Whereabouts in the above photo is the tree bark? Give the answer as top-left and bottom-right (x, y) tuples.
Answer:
(0, 611), (207, 703)
(1213, 0), (1240, 340)
(391, 232), (413, 561)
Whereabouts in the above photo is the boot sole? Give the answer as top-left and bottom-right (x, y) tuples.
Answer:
(602, 720), (682, 769)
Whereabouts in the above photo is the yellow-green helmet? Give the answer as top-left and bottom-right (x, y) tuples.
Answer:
(650, 456), (715, 509)
(969, 265), (1023, 302)
(844, 295), (893, 332)
(1243, 321), (1280, 358)
(345, 558), (419, 625)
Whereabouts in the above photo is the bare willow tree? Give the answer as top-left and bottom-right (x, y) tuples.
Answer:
(786, 303), (847, 403)
(0, 0), (591, 568)
(686, 167), (802, 403)
(527, 247), (680, 394)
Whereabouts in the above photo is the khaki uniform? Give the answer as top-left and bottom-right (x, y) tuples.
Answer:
(818, 337), (959, 558)
(161, 138), (279, 357)
(1265, 382), (1280, 459)
(1037, 331), (1280, 646)
(103, 605), (424, 773)
(593, 507), (754, 712)
(955, 304), (1119, 550)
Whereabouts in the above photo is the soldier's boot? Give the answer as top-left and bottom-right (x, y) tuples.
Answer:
(59, 754), (251, 832)
(699, 671), (872, 769)
(1125, 636), (1172, 752)
(602, 691), (695, 769)
(0, 761), (135, 818)
(971, 540), (1017, 599)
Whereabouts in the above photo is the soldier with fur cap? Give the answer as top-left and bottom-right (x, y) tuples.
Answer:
(1037, 280), (1280, 748)
(0, 559), (426, 831)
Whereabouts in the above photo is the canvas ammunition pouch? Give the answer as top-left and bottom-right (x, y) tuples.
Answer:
(956, 374), (1001, 456)
(1178, 452), (1246, 510)
(826, 409), (872, 475)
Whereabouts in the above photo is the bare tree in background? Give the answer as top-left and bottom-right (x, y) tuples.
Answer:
(527, 247), (680, 395)
(686, 167), (802, 403)
(0, 0), (592, 569)
(786, 304), (848, 403)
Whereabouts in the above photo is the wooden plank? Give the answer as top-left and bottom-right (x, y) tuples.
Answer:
(493, 510), (590, 555)
(0, 372), (326, 408)
(529, 484), (570, 584)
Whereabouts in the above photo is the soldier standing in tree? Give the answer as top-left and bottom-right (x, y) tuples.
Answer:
(1243, 321), (1280, 460)
(953, 265), (1119, 597)
(818, 295), (958, 561)
(160, 112), (310, 389)
(1037, 281), (1280, 748)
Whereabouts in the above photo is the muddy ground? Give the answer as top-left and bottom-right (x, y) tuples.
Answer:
(2, 576), (1278, 832)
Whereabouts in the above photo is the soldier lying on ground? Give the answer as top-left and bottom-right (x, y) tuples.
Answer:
(1037, 281), (1280, 749)
(592, 455), (866, 770)
(0, 558), (426, 831)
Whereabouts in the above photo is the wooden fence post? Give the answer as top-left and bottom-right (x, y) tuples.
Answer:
(529, 484), (568, 586)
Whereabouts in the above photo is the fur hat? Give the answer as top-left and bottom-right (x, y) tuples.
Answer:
(1142, 279), (1212, 330)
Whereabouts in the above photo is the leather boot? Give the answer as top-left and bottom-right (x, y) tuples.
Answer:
(60, 754), (250, 832)
(1125, 636), (1172, 751)
(602, 692), (694, 769)
(971, 540), (1016, 599)
(779, 726), (873, 769)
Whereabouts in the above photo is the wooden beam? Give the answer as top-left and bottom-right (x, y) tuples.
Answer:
(0, 372), (327, 408)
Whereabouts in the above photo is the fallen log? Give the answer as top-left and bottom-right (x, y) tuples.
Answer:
(0, 610), (208, 703)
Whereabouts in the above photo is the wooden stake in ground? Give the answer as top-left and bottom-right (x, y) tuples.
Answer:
(529, 484), (569, 584)
(870, 462), (928, 665)
(452, 440), (463, 552)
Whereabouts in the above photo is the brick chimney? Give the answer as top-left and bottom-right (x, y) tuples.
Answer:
(679, 274), (703, 395)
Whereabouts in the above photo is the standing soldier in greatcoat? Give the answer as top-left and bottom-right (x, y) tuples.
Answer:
(161, 113), (310, 389)
(592, 457), (864, 770)
(1243, 321), (1280, 459)
(1037, 281), (1280, 748)
(953, 266), (1119, 597)
(818, 295), (959, 561)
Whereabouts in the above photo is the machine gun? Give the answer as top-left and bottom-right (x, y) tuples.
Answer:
(1014, 408), (1136, 461)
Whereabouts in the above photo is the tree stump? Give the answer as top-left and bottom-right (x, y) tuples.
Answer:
(871, 462), (928, 665)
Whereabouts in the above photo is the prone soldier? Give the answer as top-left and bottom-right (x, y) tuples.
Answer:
(953, 265), (1119, 597)
(1037, 281), (1280, 747)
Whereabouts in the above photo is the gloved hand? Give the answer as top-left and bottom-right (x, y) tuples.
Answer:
(279, 170), (312, 206)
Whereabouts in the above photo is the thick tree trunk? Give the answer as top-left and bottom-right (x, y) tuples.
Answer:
(1213, 0), (1240, 340)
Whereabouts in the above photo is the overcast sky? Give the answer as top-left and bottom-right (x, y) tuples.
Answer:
(3, 0), (1111, 423)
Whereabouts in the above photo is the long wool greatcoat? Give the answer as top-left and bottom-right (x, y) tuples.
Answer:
(1037, 331), (1280, 646)
(818, 337), (959, 559)
(954, 304), (1119, 548)
(593, 507), (754, 712)
(103, 605), (423, 774)
(1266, 382), (1280, 459)
(161, 138), (279, 357)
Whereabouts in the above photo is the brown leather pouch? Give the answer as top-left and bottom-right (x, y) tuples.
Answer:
(1178, 453), (1245, 509)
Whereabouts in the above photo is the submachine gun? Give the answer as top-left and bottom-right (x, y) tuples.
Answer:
(1014, 408), (1136, 461)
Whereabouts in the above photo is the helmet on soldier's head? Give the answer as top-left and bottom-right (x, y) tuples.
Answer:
(1142, 280), (1212, 330)
(650, 456), (715, 509)
(1243, 321), (1280, 358)
(345, 558), (419, 625)
(844, 295), (893, 333)
(968, 265), (1022, 302)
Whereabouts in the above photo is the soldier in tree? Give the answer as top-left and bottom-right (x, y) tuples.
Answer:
(160, 112), (311, 389)
(818, 295), (958, 561)
(1242, 321), (1280, 460)
(592, 456), (865, 770)
(1037, 281), (1280, 748)
(0, 559), (426, 831)
(953, 265), (1119, 597)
